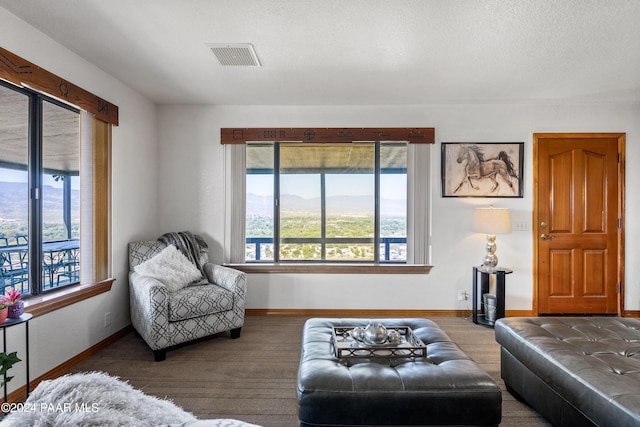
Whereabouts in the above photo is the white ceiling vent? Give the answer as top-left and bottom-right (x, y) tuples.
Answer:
(207, 43), (261, 67)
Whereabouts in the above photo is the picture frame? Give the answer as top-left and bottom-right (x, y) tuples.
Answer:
(441, 142), (524, 197)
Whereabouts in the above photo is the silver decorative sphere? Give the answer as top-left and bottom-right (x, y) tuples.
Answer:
(350, 327), (365, 341)
(387, 330), (402, 344)
(364, 321), (388, 344)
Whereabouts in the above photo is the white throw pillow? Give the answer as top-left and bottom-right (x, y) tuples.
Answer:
(134, 245), (203, 292)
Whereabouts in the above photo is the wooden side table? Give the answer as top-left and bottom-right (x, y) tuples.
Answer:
(1, 313), (32, 403)
(472, 267), (512, 327)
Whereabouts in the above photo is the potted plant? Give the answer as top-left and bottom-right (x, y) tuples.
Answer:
(0, 351), (20, 388)
(2, 288), (23, 319)
(0, 304), (7, 324)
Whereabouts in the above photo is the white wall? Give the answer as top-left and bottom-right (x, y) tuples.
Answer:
(157, 103), (640, 313)
(2, 2), (639, 400)
(0, 9), (159, 394)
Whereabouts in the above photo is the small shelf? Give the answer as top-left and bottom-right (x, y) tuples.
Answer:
(472, 267), (512, 328)
(1, 313), (32, 404)
(474, 314), (495, 327)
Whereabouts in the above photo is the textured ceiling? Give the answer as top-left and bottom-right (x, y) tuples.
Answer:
(1, 0), (639, 106)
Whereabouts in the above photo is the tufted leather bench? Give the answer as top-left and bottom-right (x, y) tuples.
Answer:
(495, 317), (640, 427)
(297, 318), (502, 426)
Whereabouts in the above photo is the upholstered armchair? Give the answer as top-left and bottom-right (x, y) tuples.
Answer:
(128, 233), (246, 361)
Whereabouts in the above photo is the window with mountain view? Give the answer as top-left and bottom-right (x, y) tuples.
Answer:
(245, 142), (407, 263)
(0, 82), (81, 295)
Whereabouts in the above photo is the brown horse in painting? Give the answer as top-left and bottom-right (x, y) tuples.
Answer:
(454, 145), (518, 194)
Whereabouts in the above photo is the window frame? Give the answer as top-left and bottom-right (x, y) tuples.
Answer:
(247, 141), (407, 264)
(222, 128), (434, 274)
(0, 48), (117, 315)
(33, 89), (82, 295)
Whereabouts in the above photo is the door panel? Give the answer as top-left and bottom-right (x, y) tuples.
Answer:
(549, 151), (572, 233)
(583, 250), (605, 295)
(584, 152), (606, 232)
(548, 250), (571, 296)
(535, 134), (623, 314)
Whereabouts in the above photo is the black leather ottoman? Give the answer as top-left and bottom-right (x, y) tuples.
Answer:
(297, 318), (502, 426)
(496, 317), (640, 427)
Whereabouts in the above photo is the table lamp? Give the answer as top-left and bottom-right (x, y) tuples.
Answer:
(474, 206), (511, 272)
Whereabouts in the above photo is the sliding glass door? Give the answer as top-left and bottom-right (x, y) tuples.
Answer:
(0, 84), (29, 293)
(0, 81), (81, 295)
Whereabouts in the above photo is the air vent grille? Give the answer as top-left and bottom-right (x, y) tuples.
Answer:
(207, 43), (261, 67)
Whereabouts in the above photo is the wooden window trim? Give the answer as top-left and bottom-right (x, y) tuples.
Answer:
(221, 128), (434, 144)
(24, 279), (114, 318)
(93, 119), (112, 280)
(0, 47), (118, 125)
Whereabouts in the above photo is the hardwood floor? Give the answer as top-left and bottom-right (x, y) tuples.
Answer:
(70, 316), (550, 426)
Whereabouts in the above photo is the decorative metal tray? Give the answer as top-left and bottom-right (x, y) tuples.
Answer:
(332, 326), (427, 359)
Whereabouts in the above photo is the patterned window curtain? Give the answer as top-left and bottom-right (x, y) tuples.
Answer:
(224, 144), (246, 264)
(407, 143), (431, 265)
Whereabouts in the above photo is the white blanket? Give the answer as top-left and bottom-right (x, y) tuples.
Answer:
(0, 372), (259, 427)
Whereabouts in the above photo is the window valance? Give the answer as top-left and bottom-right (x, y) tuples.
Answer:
(221, 128), (434, 144)
(0, 47), (118, 126)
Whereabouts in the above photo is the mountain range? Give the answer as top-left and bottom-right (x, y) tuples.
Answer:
(1, 182), (403, 221)
(247, 193), (406, 216)
(0, 181), (78, 221)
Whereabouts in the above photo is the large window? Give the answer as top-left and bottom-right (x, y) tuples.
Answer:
(0, 46), (116, 315)
(222, 128), (433, 272)
(246, 142), (408, 263)
(0, 82), (81, 295)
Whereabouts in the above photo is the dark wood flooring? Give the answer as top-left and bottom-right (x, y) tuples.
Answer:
(71, 316), (551, 426)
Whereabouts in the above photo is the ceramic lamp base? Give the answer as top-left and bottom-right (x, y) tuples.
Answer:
(480, 233), (499, 272)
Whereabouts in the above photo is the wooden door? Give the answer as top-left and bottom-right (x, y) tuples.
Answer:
(534, 133), (624, 315)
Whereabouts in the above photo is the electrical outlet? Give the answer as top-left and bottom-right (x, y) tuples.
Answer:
(458, 290), (469, 301)
(513, 221), (530, 231)
(104, 312), (111, 328)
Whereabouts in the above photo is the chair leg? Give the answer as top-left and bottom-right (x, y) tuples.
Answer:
(153, 349), (166, 362)
(230, 327), (242, 339)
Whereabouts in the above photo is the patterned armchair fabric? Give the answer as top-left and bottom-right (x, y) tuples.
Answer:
(128, 237), (246, 361)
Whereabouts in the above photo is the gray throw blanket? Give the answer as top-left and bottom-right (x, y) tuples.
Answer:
(158, 231), (208, 278)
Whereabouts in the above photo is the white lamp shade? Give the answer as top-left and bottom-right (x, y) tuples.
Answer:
(474, 207), (512, 234)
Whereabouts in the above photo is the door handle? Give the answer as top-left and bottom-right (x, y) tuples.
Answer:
(540, 234), (556, 240)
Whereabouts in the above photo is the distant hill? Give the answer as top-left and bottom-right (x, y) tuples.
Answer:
(1, 182), (404, 223)
(0, 181), (79, 222)
(0, 181), (28, 221)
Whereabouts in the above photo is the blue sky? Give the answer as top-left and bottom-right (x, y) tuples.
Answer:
(0, 169), (78, 189)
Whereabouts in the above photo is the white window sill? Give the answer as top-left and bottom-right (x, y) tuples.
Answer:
(24, 279), (114, 318)
(225, 263), (432, 274)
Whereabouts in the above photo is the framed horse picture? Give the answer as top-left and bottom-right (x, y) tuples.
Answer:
(441, 142), (524, 197)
